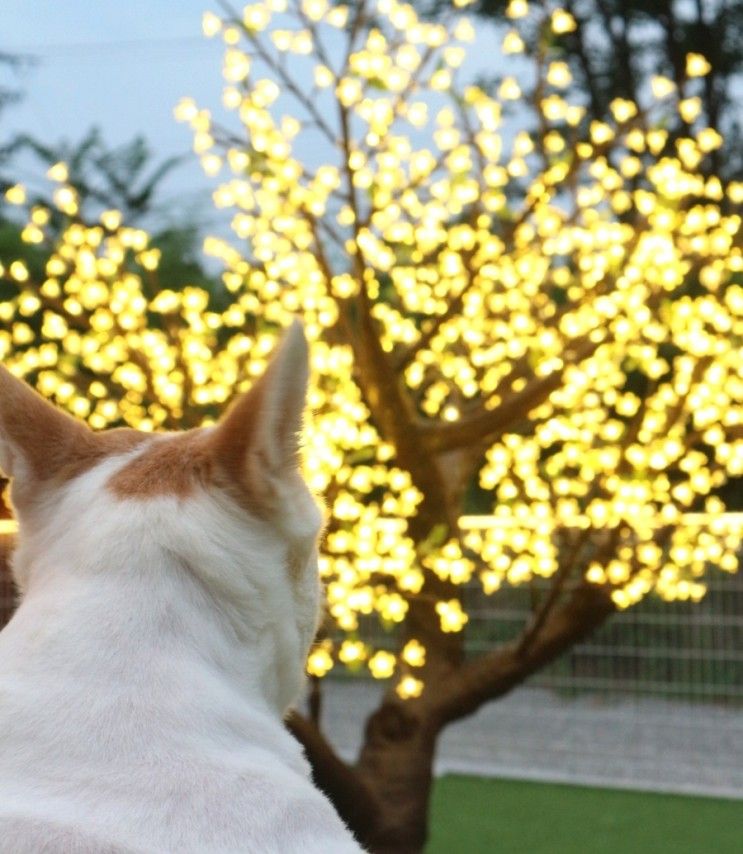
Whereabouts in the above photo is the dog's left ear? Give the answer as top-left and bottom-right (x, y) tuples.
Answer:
(209, 320), (310, 514)
(0, 364), (93, 484)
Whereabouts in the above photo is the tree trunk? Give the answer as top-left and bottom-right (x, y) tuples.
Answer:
(291, 585), (616, 853)
(356, 699), (439, 854)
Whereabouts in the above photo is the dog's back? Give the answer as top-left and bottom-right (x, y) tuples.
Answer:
(0, 322), (362, 853)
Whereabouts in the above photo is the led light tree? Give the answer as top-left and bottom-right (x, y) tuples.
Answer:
(1, 0), (743, 850)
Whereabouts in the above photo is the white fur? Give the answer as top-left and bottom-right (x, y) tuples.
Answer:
(0, 425), (362, 849)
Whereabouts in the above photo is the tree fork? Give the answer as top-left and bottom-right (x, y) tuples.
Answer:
(436, 584), (616, 725)
(355, 699), (439, 854)
(287, 582), (616, 853)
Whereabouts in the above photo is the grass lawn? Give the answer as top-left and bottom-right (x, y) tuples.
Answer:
(428, 775), (743, 853)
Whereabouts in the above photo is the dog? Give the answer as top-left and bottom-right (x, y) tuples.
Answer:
(0, 321), (362, 852)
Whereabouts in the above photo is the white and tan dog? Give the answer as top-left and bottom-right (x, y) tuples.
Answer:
(0, 322), (362, 853)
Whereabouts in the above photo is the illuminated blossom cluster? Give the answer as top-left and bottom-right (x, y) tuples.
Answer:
(1, 0), (741, 694)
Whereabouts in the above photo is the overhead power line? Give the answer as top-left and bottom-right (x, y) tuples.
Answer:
(7, 35), (217, 57)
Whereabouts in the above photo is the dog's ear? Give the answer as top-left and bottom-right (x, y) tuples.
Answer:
(0, 365), (93, 484)
(209, 320), (310, 514)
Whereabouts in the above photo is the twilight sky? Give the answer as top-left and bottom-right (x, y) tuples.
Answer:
(3, 2), (503, 235)
(3, 0), (225, 228)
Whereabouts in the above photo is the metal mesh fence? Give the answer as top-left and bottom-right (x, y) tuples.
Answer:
(320, 568), (743, 796)
(463, 568), (743, 705)
(347, 567), (743, 706)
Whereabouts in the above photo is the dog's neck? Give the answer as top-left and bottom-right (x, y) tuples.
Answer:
(2, 540), (302, 764)
(7, 447), (313, 717)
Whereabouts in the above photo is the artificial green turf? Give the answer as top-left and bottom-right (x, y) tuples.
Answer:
(427, 775), (743, 853)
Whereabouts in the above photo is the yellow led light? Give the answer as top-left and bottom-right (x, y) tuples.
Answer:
(401, 639), (426, 668)
(502, 30), (525, 54)
(551, 9), (577, 34)
(506, 0), (529, 18)
(396, 675), (424, 700)
(47, 162), (69, 183)
(679, 97), (702, 123)
(202, 11), (221, 37)
(307, 646), (334, 677)
(4, 184), (26, 205)
(651, 76), (675, 99)
(368, 651), (396, 679)
(686, 53), (711, 78)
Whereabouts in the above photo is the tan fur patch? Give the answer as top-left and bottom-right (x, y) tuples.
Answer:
(207, 378), (273, 517)
(0, 367), (144, 484)
(209, 379), (265, 484)
(107, 430), (214, 499)
(0, 366), (151, 518)
(62, 430), (151, 480)
(287, 541), (310, 580)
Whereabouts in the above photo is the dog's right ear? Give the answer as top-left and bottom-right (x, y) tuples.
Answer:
(0, 365), (92, 484)
(208, 320), (310, 516)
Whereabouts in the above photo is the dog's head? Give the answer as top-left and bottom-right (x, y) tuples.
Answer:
(0, 321), (323, 711)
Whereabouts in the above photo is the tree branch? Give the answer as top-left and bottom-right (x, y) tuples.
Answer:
(215, 0), (339, 146)
(515, 523), (594, 657)
(425, 335), (603, 454)
(285, 710), (381, 847)
(562, 0), (605, 120)
(433, 583), (615, 726)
